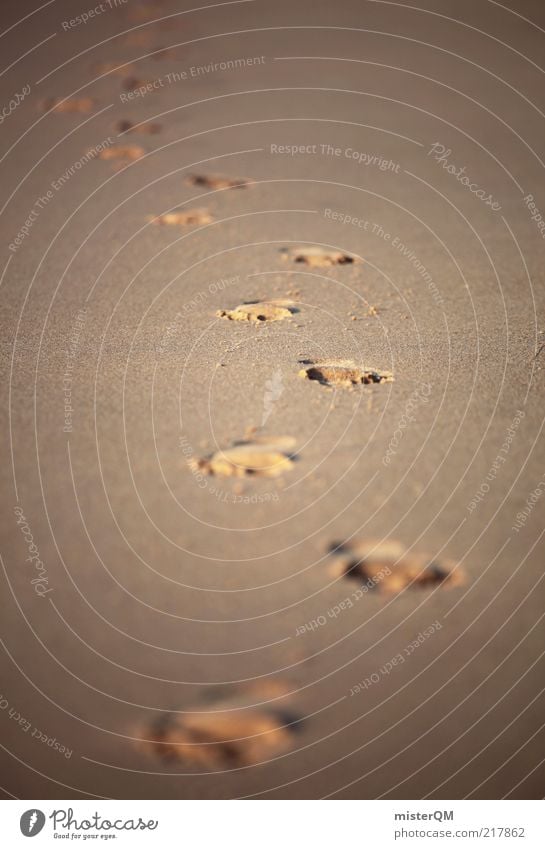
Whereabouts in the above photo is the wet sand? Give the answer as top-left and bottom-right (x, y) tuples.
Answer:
(1, 0), (545, 799)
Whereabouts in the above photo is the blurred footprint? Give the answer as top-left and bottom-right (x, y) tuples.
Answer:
(148, 209), (213, 227)
(151, 46), (182, 60)
(41, 97), (95, 113)
(121, 76), (150, 92)
(328, 538), (466, 591)
(185, 173), (253, 190)
(98, 144), (145, 162)
(192, 436), (297, 478)
(123, 32), (154, 47)
(127, 4), (159, 22)
(280, 246), (359, 266)
(93, 61), (136, 77)
(116, 119), (161, 135)
(96, 144), (145, 171)
(138, 681), (302, 767)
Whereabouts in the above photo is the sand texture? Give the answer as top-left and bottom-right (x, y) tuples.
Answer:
(1, 0), (545, 802)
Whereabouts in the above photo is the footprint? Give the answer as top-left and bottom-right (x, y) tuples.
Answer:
(280, 246), (359, 267)
(192, 436), (296, 478)
(123, 32), (154, 47)
(116, 119), (161, 135)
(328, 538), (465, 592)
(185, 174), (252, 190)
(93, 62), (136, 77)
(138, 682), (301, 767)
(299, 360), (393, 386)
(149, 209), (213, 227)
(217, 299), (297, 323)
(127, 4), (157, 21)
(41, 97), (95, 113)
(151, 47), (182, 60)
(98, 144), (145, 162)
(121, 76), (150, 92)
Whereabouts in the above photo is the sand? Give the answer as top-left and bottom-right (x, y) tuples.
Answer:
(1, 0), (545, 800)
